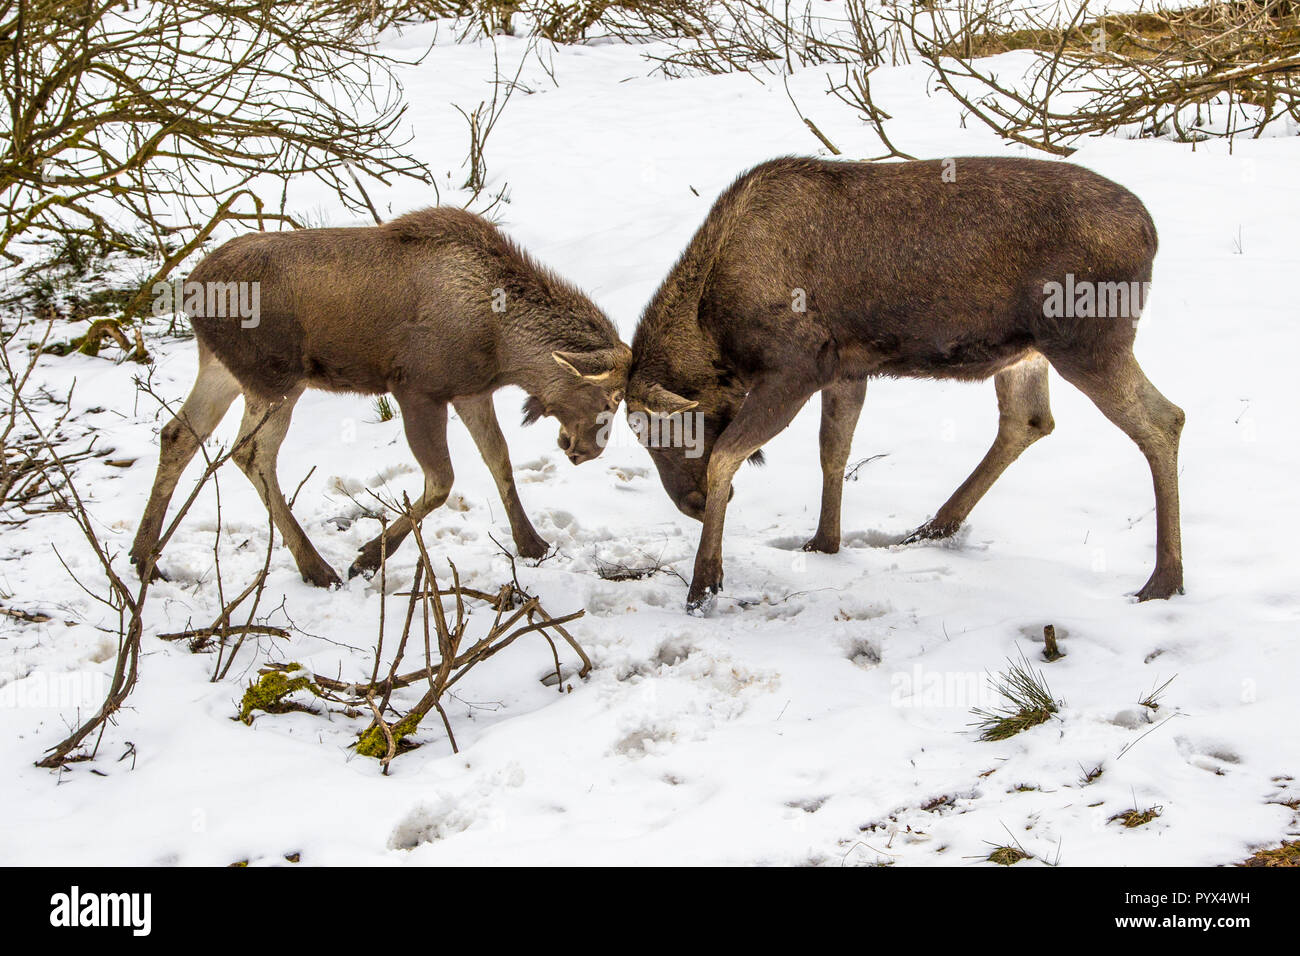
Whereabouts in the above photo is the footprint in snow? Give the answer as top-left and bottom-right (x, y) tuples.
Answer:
(1175, 735), (1242, 775)
(516, 458), (557, 483)
(843, 638), (882, 669)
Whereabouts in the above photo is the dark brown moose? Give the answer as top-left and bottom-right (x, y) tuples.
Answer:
(132, 207), (630, 587)
(628, 156), (1184, 613)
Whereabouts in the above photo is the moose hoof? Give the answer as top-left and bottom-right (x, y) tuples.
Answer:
(901, 519), (959, 545)
(347, 560), (376, 581)
(348, 541), (383, 580)
(685, 590), (718, 617)
(1135, 569), (1184, 602)
(802, 535), (840, 554)
(130, 554), (168, 584)
(516, 535), (550, 561)
(685, 569), (722, 616)
(303, 564), (344, 590)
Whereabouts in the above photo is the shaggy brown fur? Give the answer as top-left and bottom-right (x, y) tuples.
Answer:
(133, 207), (630, 587)
(628, 156), (1183, 613)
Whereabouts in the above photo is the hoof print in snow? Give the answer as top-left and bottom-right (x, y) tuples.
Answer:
(1176, 736), (1241, 775)
(844, 638), (881, 669)
(614, 725), (675, 758)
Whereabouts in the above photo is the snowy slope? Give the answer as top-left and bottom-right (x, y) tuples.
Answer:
(1, 27), (1297, 866)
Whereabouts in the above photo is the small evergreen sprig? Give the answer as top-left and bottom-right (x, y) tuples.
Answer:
(971, 653), (1060, 741)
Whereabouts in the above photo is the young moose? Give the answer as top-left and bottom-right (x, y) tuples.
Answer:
(628, 157), (1184, 613)
(132, 207), (630, 587)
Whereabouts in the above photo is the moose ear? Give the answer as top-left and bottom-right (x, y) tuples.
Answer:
(552, 346), (631, 385)
(643, 384), (699, 416)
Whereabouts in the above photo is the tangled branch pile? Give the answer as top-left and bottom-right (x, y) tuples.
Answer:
(361, 0), (864, 73)
(0, 0), (430, 299)
(2, 318), (265, 769)
(885, 0), (1300, 154)
(240, 509), (591, 772)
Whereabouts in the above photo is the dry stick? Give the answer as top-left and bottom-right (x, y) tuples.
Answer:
(369, 515), (388, 687)
(830, 64), (917, 161)
(269, 486), (592, 761)
(288, 465), (317, 509)
(345, 162), (383, 226)
(214, 508), (277, 682)
(0, 605), (54, 624)
(310, 604), (586, 757)
(364, 691), (397, 773)
(390, 584), (511, 606)
(442, 609), (587, 693)
(1043, 624), (1063, 662)
(844, 452), (889, 482)
(432, 700), (459, 753)
(410, 518), (458, 695)
(783, 72), (841, 154)
(379, 561), (423, 716)
(159, 624), (288, 643)
(533, 621), (565, 690)
(208, 450), (230, 655)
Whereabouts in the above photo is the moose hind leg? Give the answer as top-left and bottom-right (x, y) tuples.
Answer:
(904, 352), (1054, 543)
(805, 378), (868, 554)
(131, 347), (241, 579)
(349, 396), (454, 578)
(234, 392), (342, 589)
(1050, 351), (1184, 601)
(455, 394), (548, 559)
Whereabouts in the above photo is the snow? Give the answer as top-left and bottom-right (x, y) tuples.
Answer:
(2, 24), (1298, 866)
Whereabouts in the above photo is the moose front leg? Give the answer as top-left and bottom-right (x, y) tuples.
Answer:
(454, 393), (549, 559)
(804, 378), (868, 554)
(687, 376), (818, 614)
(349, 396), (453, 579)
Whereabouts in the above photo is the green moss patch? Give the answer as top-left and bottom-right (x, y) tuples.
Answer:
(238, 665), (320, 724)
(353, 713), (421, 758)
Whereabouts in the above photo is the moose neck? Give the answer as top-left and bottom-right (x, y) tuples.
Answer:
(494, 304), (591, 402)
(633, 307), (720, 400)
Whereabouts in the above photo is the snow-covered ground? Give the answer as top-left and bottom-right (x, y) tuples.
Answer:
(2, 25), (1298, 866)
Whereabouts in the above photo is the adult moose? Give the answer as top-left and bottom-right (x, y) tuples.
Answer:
(132, 207), (630, 587)
(628, 157), (1184, 613)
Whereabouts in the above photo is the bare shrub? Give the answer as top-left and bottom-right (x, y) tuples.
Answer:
(861, 0), (1300, 155)
(0, 315), (273, 767)
(0, 0), (432, 315)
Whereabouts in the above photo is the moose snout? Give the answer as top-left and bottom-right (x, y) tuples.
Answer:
(558, 429), (599, 465)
